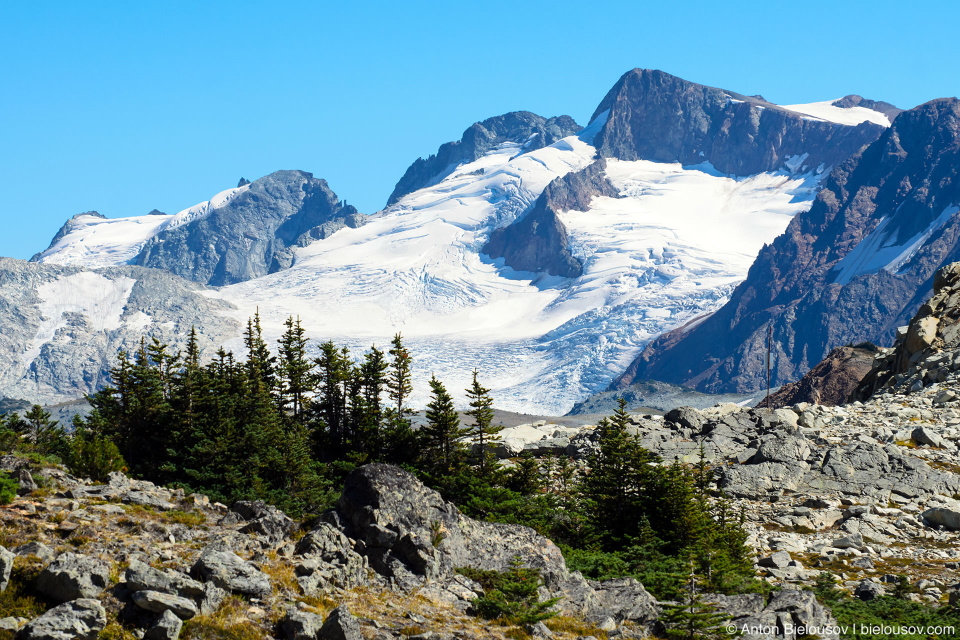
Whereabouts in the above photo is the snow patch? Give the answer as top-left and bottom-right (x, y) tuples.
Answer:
(780, 100), (891, 127)
(832, 205), (959, 285)
(578, 109), (609, 145)
(22, 273), (136, 365)
(35, 184), (251, 267)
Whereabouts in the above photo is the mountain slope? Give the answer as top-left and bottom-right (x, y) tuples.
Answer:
(34, 171), (363, 286)
(616, 98), (960, 394)
(591, 69), (888, 175)
(386, 111), (582, 206)
(17, 70), (898, 413)
(0, 257), (239, 404)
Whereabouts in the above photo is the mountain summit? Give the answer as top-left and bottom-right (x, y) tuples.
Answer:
(616, 97), (960, 394)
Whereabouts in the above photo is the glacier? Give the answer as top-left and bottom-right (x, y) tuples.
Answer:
(204, 135), (825, 414)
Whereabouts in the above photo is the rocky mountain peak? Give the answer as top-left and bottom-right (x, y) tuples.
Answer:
(590, 68), (887, 176)
(386, 110), (583, 206)
(237, 177), (250, 188)
(832, 94), (902, 122)
(615, 97), (960, 395)
(133, 169), (365, 286)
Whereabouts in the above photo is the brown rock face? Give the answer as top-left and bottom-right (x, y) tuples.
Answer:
(762, 345), (878, 408)
(855, 261), (960, 400)
(616, 98), (960, 394)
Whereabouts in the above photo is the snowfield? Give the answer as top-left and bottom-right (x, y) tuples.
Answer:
(27, 120), (845, 413)
(208, 136), (823, 414)
(34, 184), (251, 267)
(780, 100), (891, 127)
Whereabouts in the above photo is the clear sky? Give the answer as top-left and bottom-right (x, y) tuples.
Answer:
(1, 0), (956, 260)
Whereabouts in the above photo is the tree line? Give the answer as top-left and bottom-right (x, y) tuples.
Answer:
(0, 313), (758, 599)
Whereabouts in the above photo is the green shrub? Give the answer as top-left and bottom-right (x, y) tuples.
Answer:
(0, 472), (18, 505)
(458, 558), (559, 625)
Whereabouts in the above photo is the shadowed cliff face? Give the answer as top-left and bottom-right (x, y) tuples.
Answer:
(617, 98), (960, 394)
(591, 69), (887, 176)
(387, 111), (582, 207)
(134, 170), (364, 286)
(483, 158), (618, 278)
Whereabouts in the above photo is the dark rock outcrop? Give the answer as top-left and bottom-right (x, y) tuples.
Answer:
(617, 98), (960, 393)
(332, 463), (659, 625)
(855, 262), (960, 400)
(763, 344), (879, 408)
(387, 112), (582, 206)
(591, 68), (886, 176)
(134, 170), (364, 286)
(35, 553), (111, 602)
(832, 95), (902, 123)
(483, 159), (618, 277)
(14, 599), (106, 640)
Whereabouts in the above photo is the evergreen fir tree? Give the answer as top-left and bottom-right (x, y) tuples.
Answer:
(277, 316), (313, 422)
(423, 375), (469, 474)
(660, 564), (738, 639)
(464, 369), (501, 478)
(382, 333), (416, 462)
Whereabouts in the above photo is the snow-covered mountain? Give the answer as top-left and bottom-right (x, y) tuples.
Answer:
(619, 97), (960, 394)
(18, 69), (896, 412)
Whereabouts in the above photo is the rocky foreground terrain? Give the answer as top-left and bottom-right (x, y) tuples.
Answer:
(1, 458), (839, 640)
(7, 269), (960, 640)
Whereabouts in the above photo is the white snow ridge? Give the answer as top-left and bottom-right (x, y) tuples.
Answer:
(210, 136), (824, 414)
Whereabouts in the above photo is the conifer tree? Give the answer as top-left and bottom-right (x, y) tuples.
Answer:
(423, 375), (469, 474)
(660, 564), (737, 639)
(277, 316), (313, 422)
(581, 397), (656, 547)
(314, 340), (352, 456)
(382, 333), (416, 462)
(354, 345), (389, 457)
(465, 369), (501, 478)
(244, 311), (277, 397)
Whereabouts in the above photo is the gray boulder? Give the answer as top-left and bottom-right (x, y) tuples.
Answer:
(280, 608), (325, 640)
(13, 542), (55, 563)
(832, 533), (865, 550)
(124, 559), (205, 599)
(319, 606), (362, 640)
(664, 406), (707, 431)
(336, 464), (567, 584)
(35, 553), (110, 602)
(0, 545), (13, 592)
(144, 610), (182, 640)
(14, 599), (106, 640)
(294, 523), (369, 593)
(855, 580), (885, 601)
(758, 551), (792, 569)
(191, 548), (271, 598)
(17, 469), (36, 496)
(922, 507), (960, 531)
(131, 590), (198, 620)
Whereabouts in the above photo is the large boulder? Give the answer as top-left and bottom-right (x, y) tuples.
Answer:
(191, 548), (271, 598)
(280, 608), (325, 640)
(144, 610), (182, 640)
(131, 590), (198, 620)
(35, 553), (111, 602)
(234, 500), (295, 544)
(124, 559), (205, 599)
(922, 507), (960, 531)
(713, 589), (840, 640)
(14, 599), (106, 640)
(319, 606), (362, 640)
(336, 464), (568, 585)
(294, 523), (369, 593)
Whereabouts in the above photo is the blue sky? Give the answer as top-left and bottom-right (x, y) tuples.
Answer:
(1, 1), (956, 260)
